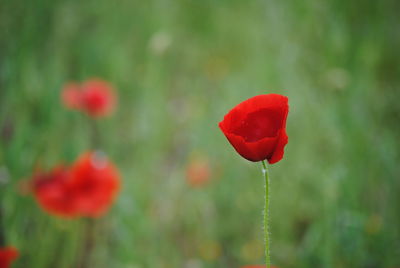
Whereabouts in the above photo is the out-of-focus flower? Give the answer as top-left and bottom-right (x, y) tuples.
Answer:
(69, 152), (120, 217)
(0, 247), (19, 268)
(80, 79), (116, 117)
(219, 94), (289, 164)
(186, 157), (211, 188)
(32, 152), (120, 218)
(61, 79), (117, 118)
(32, 166), (77, 217)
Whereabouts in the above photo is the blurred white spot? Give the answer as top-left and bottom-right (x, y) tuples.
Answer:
(91, 151), (108, 170)
(149, 31), (172, 55)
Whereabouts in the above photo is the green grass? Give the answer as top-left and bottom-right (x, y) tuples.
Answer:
(1, 0), (399, 267)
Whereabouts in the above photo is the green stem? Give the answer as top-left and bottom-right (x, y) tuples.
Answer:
(261, 160), (270, 267)
(76, 218), (96, 268)
(88, 118), (100, 150)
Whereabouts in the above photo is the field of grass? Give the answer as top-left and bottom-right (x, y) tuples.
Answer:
(0, 0), (400, 267)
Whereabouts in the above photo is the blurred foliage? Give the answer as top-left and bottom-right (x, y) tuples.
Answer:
(1, 0), (400, 267)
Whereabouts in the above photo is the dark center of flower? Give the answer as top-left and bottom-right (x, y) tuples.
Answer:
(231, 108), (282, 142)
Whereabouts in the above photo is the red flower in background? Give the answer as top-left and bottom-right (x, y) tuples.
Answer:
(69, 152), (120, 217)
(32, 166), (77, 217)
(80, 80), (116, 117)
(32, 152), (120, 218)
(219, 94), (289, 164)
(186, 158), (211, 188)
(0, 247), (19, 268)
(61, 79), (117, 118)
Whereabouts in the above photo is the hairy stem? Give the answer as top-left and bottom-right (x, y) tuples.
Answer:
(261, 160), (270, 267)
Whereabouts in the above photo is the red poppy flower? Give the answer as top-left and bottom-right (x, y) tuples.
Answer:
(32, 152), (120, 218)
(32, 166), (77, 217)
(186, 158), (211, 188)
(219, 94), (289, 164)
(61, 79), (117, 118)
(0, 247), (19, 268)
(80, 79), (116, 117)
(69, 152), (120, 217)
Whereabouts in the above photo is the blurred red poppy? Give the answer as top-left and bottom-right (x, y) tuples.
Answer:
(0, 247), (19, 268)
(219, 94), (288, 164)
(61, 79), (117, 118)
(80, 79), (116, 117)
(32, 166), (77, 217)
(69, 152), (120, 217)
(186, 158), (211, 188)
(32, 152), (120, 218)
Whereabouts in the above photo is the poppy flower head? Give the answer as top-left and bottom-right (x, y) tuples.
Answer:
(186, 157), (211, 188)
(61, 78), (117, 118)
(32, 166), (77, 217)
(31, 152), (120, 218)
(219, 94), (289, 164)
(80, 79), (116, 117)
(0, 247), (19, 268)
(69, 152), (120, 217)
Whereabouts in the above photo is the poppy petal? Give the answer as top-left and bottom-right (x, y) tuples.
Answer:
(219, 94), (289, 164)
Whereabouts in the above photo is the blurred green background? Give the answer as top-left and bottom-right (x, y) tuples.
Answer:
(1, 0), (400, 267)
